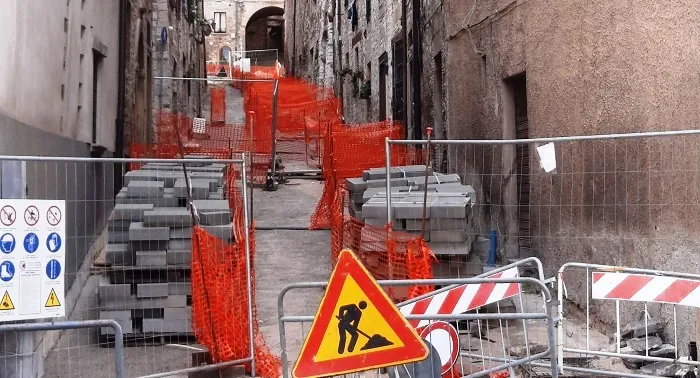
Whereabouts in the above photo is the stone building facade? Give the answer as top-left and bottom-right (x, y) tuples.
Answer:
(287, 0), (700, 346)
(151, 0), (206, 134)
(204, 0), (284, 65)
(124, 0), (155, 148)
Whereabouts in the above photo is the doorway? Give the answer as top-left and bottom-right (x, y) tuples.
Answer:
(378, 53), (388, 121)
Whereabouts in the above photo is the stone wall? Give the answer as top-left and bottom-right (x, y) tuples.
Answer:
(152, 0), (204, 136)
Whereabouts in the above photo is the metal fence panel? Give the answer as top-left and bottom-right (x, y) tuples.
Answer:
(277, 272), (558, 377)
(385, 130), (700, 377)
(0, 155), (253, 378)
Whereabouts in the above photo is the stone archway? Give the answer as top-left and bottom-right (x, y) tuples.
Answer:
(244, 6), (284, 64)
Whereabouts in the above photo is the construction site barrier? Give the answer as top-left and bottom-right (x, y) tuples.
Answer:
(556, 263), (700, 377)
(277, 273), (558, 377)
(210, 87), (227, 126)
(383, 129), (700, 377)
(0, 155), (277, 378)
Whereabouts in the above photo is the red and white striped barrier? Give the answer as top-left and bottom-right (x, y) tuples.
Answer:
(591, 272), (700, 308)
(399, 267), (521, 329)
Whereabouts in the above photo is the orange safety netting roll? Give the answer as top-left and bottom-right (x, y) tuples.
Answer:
(210, 87), (227, 125)
(191, 166), (281, 378)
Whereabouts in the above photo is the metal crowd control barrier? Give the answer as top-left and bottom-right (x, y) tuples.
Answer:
(0, 155), (254, 378)
(277, 275), (558, 378)
(556, 263), (700, 377)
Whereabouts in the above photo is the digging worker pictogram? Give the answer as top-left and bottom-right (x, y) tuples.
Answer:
(337, 301), (367, 354)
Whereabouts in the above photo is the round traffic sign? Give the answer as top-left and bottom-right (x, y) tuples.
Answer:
(47, 233), (62, 253)
(46, 259), (61, 280)
(47, 206), (62, 226)
(0, 261), (15, 282)
(0, 233), (16, 254)
(24, 233), (39, 253)
(0, 205), (16, 226)
(419, 321), (460, 376)
(24, 206), (39, 226)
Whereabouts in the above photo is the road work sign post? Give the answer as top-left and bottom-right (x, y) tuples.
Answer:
(293, 249), (429, 378)
(0, 200), (65, 320)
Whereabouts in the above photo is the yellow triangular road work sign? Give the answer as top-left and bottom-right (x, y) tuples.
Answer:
(45, 288), (61, 308)
(292, 249), (428, 377)
(0, 291), (15, 310)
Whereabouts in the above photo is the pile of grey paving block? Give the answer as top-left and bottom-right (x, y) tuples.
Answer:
(346, 165), (477, 256)
(99, 158), (235, 339)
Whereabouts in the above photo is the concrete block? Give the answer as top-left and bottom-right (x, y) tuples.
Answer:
(116, 194), (179, 207)
(112, 204), (154, 221)
(427, 242), (473, 256)
(170, 227), (193, 239)
(191, 199), (230, 211)
(430, 202), (468, 219)
(364, 217), (388, 228)
(108, 218), (132, 231)
(168, 239), (192, 251)
(99, 278), (131, 299)
(365, 177), (408, 189)
(100, 295), (187, 311)
(345, 177), (367, 192)
(166, 249), (192, 265)
(406, 218), (467, 231)
(363, 165), (430, 180)
(100, 310), (131, 322)
(101, 318), (133, 335)
(143, 208), (192, 227)
(430, 231), (469, 243)
(136, 251), (167, 266)
(200, 211), (232, 226)
(130, 241), (169, 252)
(164, 307), (192, 320)
(142, 318), (191, 333)
(127, 181), (165, 198)
(208, 193), (224, 200)
(202, 224), (233, 241)
(106, 243), (133, 265)
(137, 283), (170, 298)
(351, 191), (364, 204)
(407, 174), (461, 189)
(169, 282), (191, 295)
(394, 199), (434, 219)
(361, 201), (389, 218)
(404, 230), (430, 241)
(174, 178), (211, 199)
(129, 222), (170, 241)
(108, 231), (130, 243)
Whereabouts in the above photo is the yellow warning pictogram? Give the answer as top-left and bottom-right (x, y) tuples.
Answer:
(0, 291), (15, 310)
(293, 249), (428, 378)
(45, 288), (61, 308)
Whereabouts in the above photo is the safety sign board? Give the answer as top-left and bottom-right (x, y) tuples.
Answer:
(0, 200), (65, 321)
(292, 249), (429, 378)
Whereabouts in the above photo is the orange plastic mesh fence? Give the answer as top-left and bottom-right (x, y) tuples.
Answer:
(328, 187), (435, 302)
(211, 87), (227, 125)
(207, 63), (231, 77)
(191, 164), (281, 378)
(243, 77), (340, 165)
(309, 121), (424, 230)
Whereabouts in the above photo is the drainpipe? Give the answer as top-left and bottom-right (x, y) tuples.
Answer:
(411, 0), (422, 139)
(401, 0), (407, 134)
(116, 0), (127, 159)
(291, 0), (297, 75)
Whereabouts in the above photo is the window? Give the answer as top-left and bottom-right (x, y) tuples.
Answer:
(366, 0), (371, 22)
(213, 12), (226, 33)
(220, 46), (232, 63)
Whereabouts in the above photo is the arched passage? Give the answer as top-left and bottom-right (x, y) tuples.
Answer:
(245, 6), (284, 63)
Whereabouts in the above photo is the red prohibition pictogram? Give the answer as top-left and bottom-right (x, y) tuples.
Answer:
(24, 206), (39, 226)
(47, 206), (62, 226)
(0, 206), (16, 227)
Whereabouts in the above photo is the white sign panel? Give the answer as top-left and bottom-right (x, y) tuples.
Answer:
(0, 200), (65, 321)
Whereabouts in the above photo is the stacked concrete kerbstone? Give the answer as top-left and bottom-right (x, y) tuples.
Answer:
(346, 165), (477, 256)
(99, 158), (233, 338)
